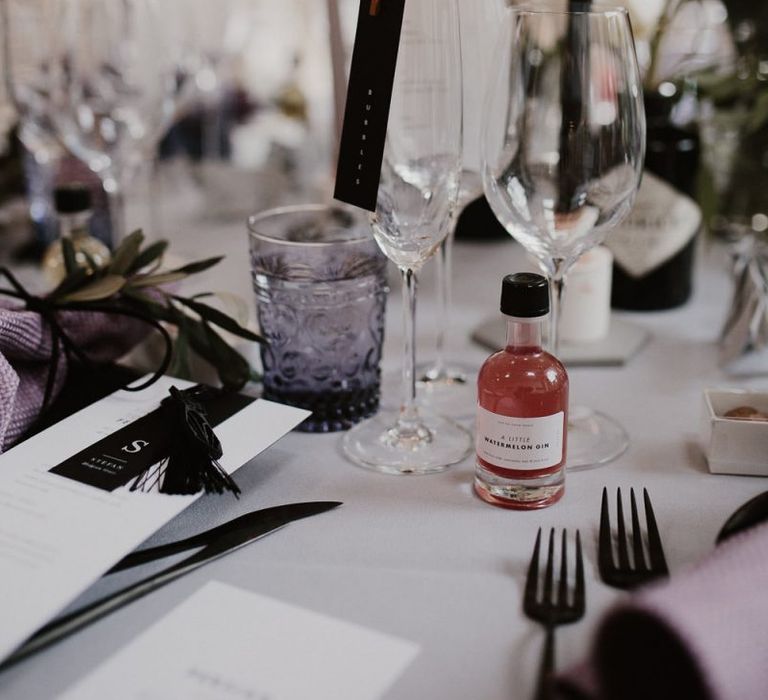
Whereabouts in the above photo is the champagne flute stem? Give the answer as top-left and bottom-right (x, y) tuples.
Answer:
(432, 230), (453, 377)
(548, 267), (566, 356)
(400, 266), (419, 427)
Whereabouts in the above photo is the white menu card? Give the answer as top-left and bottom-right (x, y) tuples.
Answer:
(58, 581), (419, 700)
(0, 377), (309, 663)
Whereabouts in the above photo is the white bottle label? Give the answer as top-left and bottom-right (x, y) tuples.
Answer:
(606, 171), (702, 278)
(476, 406), (564, 471)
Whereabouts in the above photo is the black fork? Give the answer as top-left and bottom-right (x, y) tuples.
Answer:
(523, 528), (585, 700)
(598, 487), (669, 589)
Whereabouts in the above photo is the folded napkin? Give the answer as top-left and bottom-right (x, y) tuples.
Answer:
(558, 522), (768, 700)
(0, 303), (148, 451)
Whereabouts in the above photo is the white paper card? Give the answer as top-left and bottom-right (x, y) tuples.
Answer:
(0, 378), (309, 663)
(58, 581), (420, 700)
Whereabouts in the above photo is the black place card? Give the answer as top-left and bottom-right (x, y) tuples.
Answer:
(49, 390), (254, 492)
(334, 0), (407, 212)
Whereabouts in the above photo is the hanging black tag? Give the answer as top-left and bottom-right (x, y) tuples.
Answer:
(49, 389), (253, 492)
(333, 0), (407, 212)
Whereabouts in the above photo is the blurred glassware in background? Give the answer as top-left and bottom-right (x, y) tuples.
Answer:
(161, 0), (355, 222)
(47, 0), (184, 243)
(1, 0), (66, 250)
(2, 0), (363, 252)
(697, 47), (768, 243)
(694, 1), (768, 369)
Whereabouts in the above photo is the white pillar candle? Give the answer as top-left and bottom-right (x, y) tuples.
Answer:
(560, 246), (613, 344)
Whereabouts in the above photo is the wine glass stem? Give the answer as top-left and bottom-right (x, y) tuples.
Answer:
(433, 228), (454, 376)
(400, 266), (420, 426)
(106, 185), (126, 245)
(548, 270), (566, 356)
(102, 165), (126, 245)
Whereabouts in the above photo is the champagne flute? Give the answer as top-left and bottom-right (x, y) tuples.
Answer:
(482, 5), (645, 468)
(342, 0), (471, 475)
(417, 0), (505, 416)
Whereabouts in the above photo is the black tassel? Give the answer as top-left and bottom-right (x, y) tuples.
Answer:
(131, 386), (241, 497)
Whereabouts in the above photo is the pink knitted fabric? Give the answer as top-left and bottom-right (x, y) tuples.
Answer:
(0, 302), (149, 451)
(559, 522), (768, 700)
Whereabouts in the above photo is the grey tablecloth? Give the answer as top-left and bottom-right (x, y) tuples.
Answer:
(1, 201), (766, 699)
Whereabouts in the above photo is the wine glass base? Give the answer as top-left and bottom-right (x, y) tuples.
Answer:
(341, 409), (472, 475)
(566, 405), (629, 471)
(416, 361), (477, 419)
(417, 362), (472, 385)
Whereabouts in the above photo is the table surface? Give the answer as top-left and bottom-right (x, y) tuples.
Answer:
(2, 191), (767, 700)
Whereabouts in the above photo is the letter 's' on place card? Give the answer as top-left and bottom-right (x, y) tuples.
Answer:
(334, 0), (407, 212)
(49, 392), (252, 491)
(58, 582), (420, 700)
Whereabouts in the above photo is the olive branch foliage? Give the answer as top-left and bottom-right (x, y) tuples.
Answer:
(49, 230), (264, 390)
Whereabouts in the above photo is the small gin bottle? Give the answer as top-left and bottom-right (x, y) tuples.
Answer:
(475, 273), (569, 509)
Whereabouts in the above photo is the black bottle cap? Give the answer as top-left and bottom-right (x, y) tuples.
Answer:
(500, 273), (549, 317)
(54, 184), (92, 214)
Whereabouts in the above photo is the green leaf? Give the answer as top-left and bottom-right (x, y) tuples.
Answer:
(168, 318), (192, 379)
(208, 291), (250, 326)
(169, 256), (224, 276)
(172, 296), (264, 343)
(128, 240), (168, 273)
(203, 323), (251, 389)
(183, 319), (251, 389)
(126, 271), (189, 289)
(748, 91), (768, 134)
(47, 268), (90, 301)
(122, 288), (255, 389)
(81, 250), (101, 273)
(697, 71), (758, 105)
(696, 163), (719, 236)
(60, 274), (126, 303)
(61, 238), (78, 275)
(121, 288), (179, 324)
(109, 230), (144, 275)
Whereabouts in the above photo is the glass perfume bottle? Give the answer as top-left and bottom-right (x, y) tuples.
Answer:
(475, 273), (569, 509)
(42, 184), (111, 285)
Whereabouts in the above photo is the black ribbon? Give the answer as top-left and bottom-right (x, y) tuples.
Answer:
(0, 267), (173, 421)
(130, 385), (242, 496)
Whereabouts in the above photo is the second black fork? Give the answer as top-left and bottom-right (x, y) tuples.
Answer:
(598, 487), (669, 589)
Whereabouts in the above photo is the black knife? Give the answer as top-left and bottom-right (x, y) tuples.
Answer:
(1, 501), (341, 670)
(107, 505), (333, 574)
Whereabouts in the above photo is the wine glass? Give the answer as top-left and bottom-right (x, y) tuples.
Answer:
(482, 5), (645, 468)
(47, 0), (181, 242)
(417, 0), (505, 416)
(342, 0), (471, 475)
